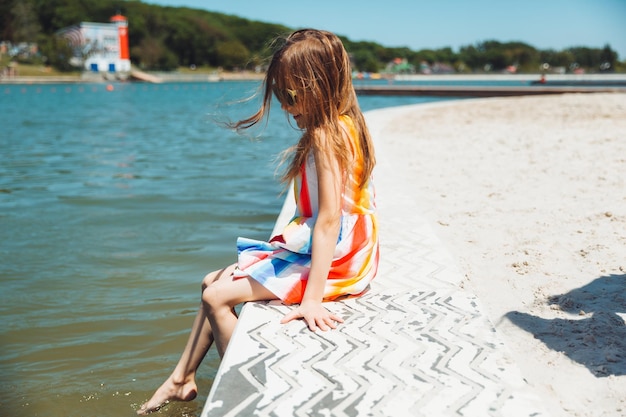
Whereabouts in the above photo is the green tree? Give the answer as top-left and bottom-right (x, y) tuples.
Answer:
(131, 37), (178, 70)
(228, 18), (288, 54)
(350, 49), (379, 72)
(458, 45), (482, 70)
(38, 34), (76, 71)
(568, 47), (602, 69)
(11, 0), (41, 43)
(215, 40), (250, 70)
(599, 44), (617, 71)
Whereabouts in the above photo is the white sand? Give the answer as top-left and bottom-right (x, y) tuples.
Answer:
(366, 93), (626, 417)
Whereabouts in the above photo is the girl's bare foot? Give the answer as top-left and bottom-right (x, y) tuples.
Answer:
(137, 377), (197, 415)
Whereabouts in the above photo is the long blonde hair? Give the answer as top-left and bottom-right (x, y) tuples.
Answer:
(234, 29), (375, 188)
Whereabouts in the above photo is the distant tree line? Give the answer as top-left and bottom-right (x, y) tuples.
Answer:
(1, 0), (622, 73)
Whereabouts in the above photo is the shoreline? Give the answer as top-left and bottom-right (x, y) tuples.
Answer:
(365, 92), (626, 417)
(3, 72), (626, 85)
(0, 70), (266, 84)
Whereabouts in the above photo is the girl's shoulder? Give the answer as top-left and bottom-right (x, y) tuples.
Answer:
(307, 115), (356, 158)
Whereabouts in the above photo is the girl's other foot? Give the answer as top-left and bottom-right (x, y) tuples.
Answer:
(136, 378), (197, 415)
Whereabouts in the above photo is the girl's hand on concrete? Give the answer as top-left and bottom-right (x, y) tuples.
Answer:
(281, 300), (344, 331)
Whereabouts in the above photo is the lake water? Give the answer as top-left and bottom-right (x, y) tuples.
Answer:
(0, 80), (456, 417)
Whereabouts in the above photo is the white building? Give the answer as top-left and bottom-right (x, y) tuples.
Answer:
(57, 14), (130, 74)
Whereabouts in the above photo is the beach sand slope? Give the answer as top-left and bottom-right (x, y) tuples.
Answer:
(366, 93), (626, 417)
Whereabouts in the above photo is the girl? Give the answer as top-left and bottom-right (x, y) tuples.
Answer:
(137, 28), (379, 415)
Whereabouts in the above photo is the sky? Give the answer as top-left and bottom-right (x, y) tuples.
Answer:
(144, 0), (626, 60)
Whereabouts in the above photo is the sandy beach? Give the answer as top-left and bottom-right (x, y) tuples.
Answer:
(366, 93), (626, 417)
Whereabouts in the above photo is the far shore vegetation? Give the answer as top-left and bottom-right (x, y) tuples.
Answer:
(2, 0), (624, 77)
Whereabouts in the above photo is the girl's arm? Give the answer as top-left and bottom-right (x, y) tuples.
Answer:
(280, 133), (345, 331)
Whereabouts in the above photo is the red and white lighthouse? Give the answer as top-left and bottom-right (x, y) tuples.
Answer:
(110, 14), (131, 72)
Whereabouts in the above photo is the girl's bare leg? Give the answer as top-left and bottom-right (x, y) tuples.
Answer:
(202, 269), (278, 359)
(137, 265), (237, 415)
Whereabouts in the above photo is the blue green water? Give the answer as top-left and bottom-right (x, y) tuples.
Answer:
(0, 81), (451, 417)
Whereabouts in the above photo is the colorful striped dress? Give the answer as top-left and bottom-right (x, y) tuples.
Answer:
(234, 115), (379, 305)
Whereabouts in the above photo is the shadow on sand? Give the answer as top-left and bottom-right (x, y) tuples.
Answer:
(506, 274), (625, 377)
